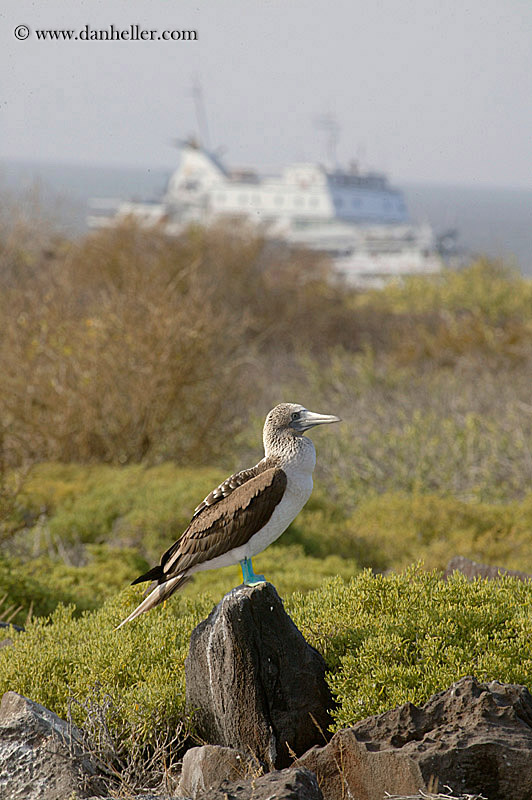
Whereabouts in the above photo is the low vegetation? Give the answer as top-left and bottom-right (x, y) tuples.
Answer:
(292, 567), (532, 727)
(0, 541), (357, 629)
(2, 568), (532, 753)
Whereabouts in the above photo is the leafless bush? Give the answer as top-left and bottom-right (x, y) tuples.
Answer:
(0, 213), (366, 466)
(276, 347), (532, 505)
(0, 182), (61, 285)
(67, 685), (186, 796)
(0, 223), (247, 464)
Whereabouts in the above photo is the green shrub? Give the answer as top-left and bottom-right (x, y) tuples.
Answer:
(3, 566), (532, 753)
(0, 547), (358, 749)
(0, 461), (361, 626)
(255, 490), (532, 575)
(17, 462), (227, 560)
(341, 492), (532, 572)
(349, 260), (532, 369)
(0, 542), (359, 628)
(179, 544), (358, 600)
(360, 259), (532, 321)
(0, 546), (148, 626)
(11, 462), (532, 612)
(0, 555), (60, 625)
(0, 589), (211, 749)
(288, 566), (532, 728)
(14, 462), (355, 565)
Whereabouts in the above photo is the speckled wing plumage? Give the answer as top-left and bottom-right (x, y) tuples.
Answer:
(159, 465), (287, 577)
(192, 462), (273, 517)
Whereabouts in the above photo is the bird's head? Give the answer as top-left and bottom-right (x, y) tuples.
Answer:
(264, 403), (341, 450)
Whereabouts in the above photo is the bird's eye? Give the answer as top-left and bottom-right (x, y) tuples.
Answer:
(291, 411), (301, 421)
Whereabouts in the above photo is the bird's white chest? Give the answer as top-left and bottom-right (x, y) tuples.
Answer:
(244, 439), (316, 558)
(245, 468), (314, 558)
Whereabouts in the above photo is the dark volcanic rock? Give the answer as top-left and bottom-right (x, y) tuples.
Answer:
(185, 583), (333, 769)
(298, 676), (532, 800)
(0, 691), (105, 799)
(0, 621), (24, 633)
(178, 745), (257, 799)
(199, 766), (323, 800)
(444, 555), (532, 582)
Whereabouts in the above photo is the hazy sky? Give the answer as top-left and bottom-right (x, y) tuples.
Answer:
(2, 0), (531, 188)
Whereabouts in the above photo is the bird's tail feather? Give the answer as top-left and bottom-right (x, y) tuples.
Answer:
(116, 573), (192, 629)
(131, 564), (164, 585)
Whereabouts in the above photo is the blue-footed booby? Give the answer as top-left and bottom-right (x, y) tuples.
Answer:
(117, 403), (340, 628)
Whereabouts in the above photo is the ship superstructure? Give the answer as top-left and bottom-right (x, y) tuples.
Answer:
(88, 140), (441, 287)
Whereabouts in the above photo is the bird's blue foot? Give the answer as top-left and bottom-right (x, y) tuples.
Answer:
(240, 557), (266, 586)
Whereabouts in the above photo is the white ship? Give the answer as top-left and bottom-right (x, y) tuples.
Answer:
(88, 139), (442, 287)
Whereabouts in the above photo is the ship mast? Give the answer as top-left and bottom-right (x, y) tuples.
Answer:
(190, 76), (211, 149)
(315, 113), (340, 169)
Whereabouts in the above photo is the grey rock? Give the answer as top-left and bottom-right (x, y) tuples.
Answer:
(0, 691), (105, 799)
(444, 555), (532, 582)
(178, 745), (257, 799)
(0, 621), (24, 650)
(185, 583), (333, 769)
(90, 767), (322, 800)
(198, 766), (323, 800)
(298, 676), (532, 800)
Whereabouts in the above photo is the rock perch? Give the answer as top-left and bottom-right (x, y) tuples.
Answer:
(185, 582), (334, 769)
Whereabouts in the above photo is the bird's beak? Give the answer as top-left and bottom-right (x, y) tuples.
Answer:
(295, 410), (342, 432)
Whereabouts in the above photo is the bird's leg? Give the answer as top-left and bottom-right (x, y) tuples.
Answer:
(239, 557), (266, 586)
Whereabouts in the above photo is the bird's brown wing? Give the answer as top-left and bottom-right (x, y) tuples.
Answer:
(159, 467), (287, 577)
(192, 460), (275, 517)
